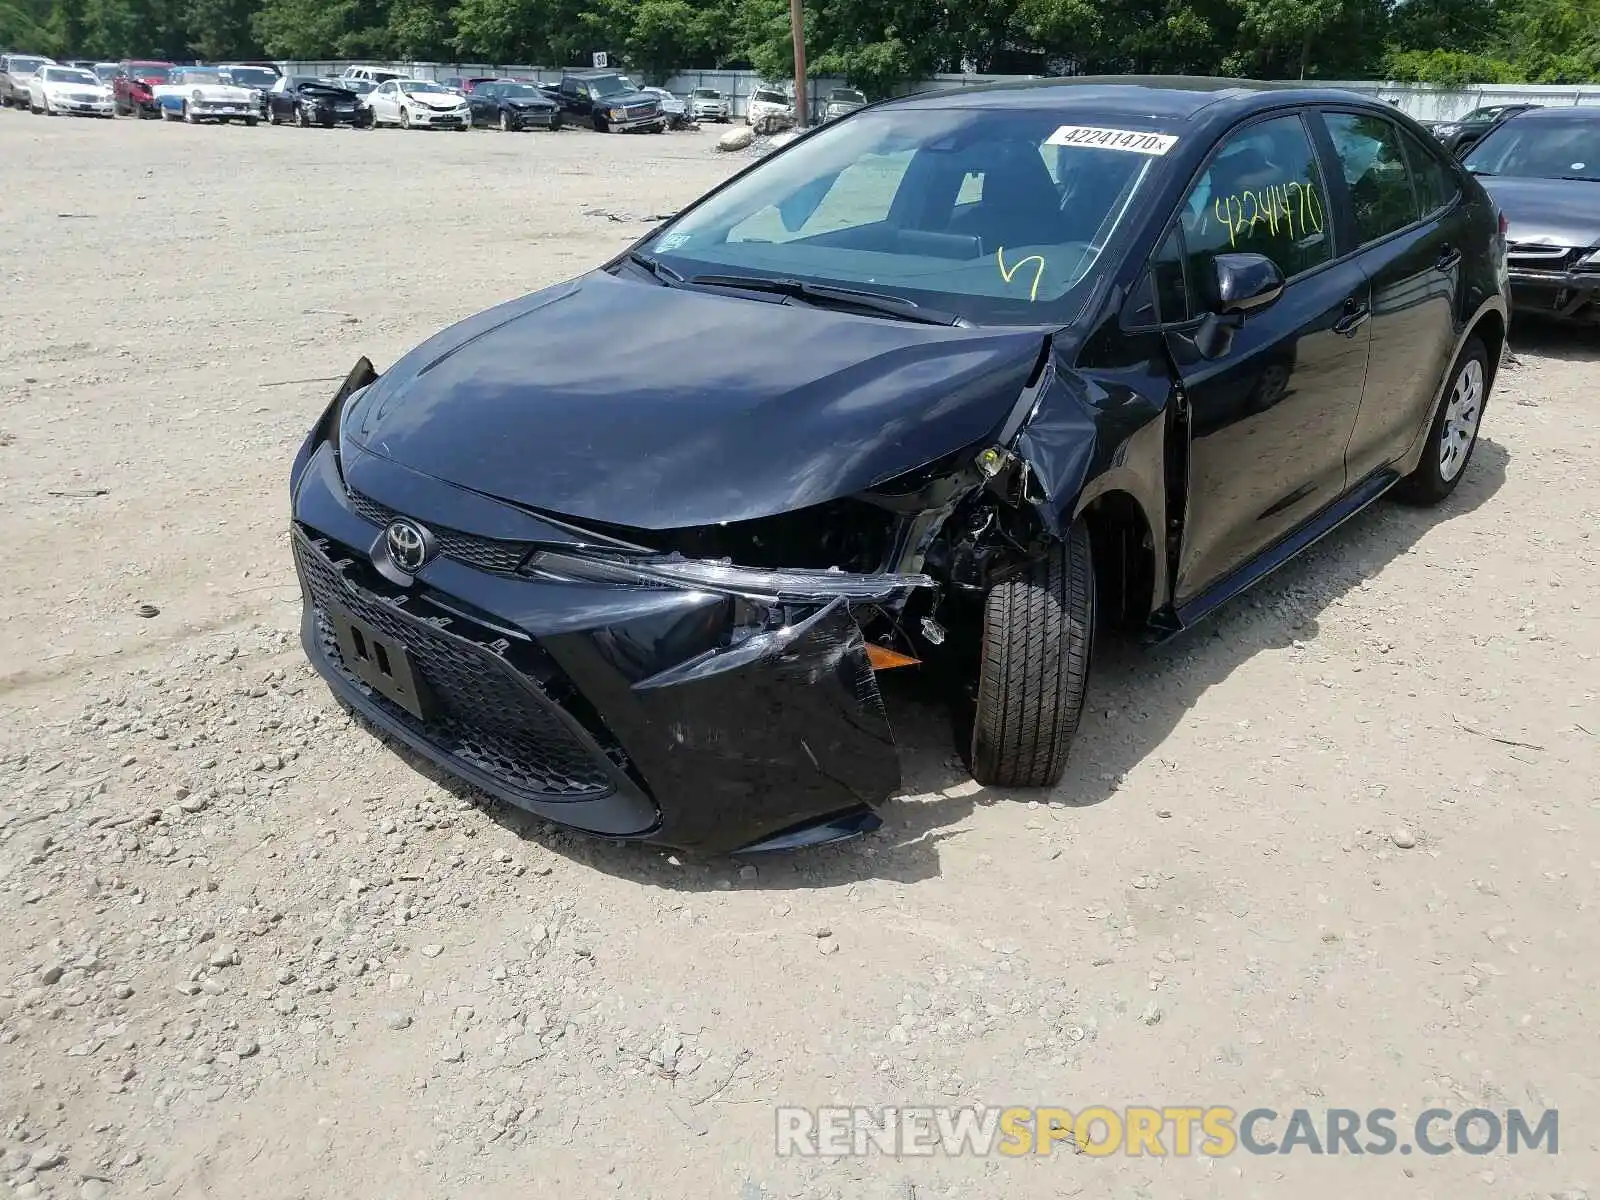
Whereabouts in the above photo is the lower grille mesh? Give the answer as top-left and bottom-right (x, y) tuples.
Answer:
(295, 530), (613, 799)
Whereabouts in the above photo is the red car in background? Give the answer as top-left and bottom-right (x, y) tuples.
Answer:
(114, 60), (174, 118)
(439, 76), (498, 95)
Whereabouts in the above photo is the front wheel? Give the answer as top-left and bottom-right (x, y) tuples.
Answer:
(183, 101), (196, 123)
(296, 105), (309, 127)
(593, 113), (607, 133)
(244, 116), (258, 126)
(400, 108), (410, 129)
(969, 521), (1094, 789)
(1392, 336), (1490, 506)
(499, 109), (511, 131)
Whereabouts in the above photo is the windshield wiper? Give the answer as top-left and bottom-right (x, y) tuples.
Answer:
(1554, 175), (1600, 183)
(1467, 167), (1496, 176)
(687, 273), (968, 326)
(625, 251), (683, 285)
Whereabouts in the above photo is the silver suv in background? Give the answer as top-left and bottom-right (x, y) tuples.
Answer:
(687, 87), (729, 122)
(821, 87), (867, 121)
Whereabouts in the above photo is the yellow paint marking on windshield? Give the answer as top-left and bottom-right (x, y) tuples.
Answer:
(996, 247), (1046, 302)
(1212, 182), (1324, 247)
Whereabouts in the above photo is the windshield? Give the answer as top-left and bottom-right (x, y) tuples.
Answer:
(587, 76), (630, 98)
(403, 81), (452, 95)
(501, 84), (541, 98)
(643, 107), (1162, 325)
(44, 68), (99, 85)
(9, 56), (49, 74)
(94, 64), (120, 80)
(132, 64), (171, 81)
(1464, 116), (1600, 181)
(692, 89), (720, 99)
(226, 67), (278, 87)
(752, 90), (787, 105)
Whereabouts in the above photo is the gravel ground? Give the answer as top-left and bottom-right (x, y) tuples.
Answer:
(2, 112), (1599, 1200)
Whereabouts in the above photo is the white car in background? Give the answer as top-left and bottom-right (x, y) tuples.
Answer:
(27, 65), (114, 117)
(745, 87), (792, 128)
(152, 66), (260, 123)
(366, 78), (471, 129)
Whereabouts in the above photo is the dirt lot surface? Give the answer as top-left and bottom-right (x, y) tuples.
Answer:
(2, 112), (1599, 1200)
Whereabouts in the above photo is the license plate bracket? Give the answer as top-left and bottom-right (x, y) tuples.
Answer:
(327, 605), (431, 720)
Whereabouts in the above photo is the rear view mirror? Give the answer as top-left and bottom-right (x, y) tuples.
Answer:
(777, 174), (835, 232)
(1193, 253), (1284, 359)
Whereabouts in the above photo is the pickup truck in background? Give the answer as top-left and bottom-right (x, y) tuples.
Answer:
(540, 70), (664, 133)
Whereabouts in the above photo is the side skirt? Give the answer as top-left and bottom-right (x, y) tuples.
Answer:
(1153, 467), (1399, 640)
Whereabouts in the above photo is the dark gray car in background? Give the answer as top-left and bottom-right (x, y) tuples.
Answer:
(1464, 106), (1600, 324)
(1432, 103), (1541, 155)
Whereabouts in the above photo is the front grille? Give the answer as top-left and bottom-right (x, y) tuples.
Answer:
(348, 490), (531, 575)
(294, 530), (615, 799)
(1507, 243), (1579, 271)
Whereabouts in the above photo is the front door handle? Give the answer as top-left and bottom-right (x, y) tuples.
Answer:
(1437, 244), (1463, 270)
(1333, 298), (1370, 337)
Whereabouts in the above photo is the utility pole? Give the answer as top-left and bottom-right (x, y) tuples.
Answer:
(789, 0), (808, 129)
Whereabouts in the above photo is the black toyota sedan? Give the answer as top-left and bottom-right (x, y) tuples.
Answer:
(267, 76), (369, 126)
(467, 79), (563, 130)
(289, 77), (1507, 856)
(1462, 106), (1600, 324)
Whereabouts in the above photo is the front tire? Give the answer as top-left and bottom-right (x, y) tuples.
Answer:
(499, 109), (511, 131)
(1393, 336), (1490, 505)
(400, 108), (410, 129)
(970, 522), (1094, 789)
(183, 101), (196, 123)
(296, 105), (309, 127)
(244, 116), (258, 126)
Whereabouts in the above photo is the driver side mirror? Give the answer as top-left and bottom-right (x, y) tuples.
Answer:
(1194, 252), (1284, 359)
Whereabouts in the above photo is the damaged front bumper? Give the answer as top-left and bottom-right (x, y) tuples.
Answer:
(1507, 265), (1600, 323)
(289, 376), (931, 855)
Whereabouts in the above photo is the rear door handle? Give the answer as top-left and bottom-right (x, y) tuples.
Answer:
(1437, 245), (1463, 270)
(1333, 298), (1370, 337)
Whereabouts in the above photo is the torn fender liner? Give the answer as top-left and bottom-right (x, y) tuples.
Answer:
(550, 598), (900, 853)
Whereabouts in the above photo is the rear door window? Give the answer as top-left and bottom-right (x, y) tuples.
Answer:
(1323, 112), (1422, 245)
(1397, 127), (1460, 217)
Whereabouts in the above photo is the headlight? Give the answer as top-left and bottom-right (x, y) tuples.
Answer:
(525, 550), (932, 604)
(609, 107), (625, 119)
(192, 89), (203, 102)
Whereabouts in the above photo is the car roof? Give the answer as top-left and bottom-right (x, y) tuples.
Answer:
(888, 76), (1380, 123)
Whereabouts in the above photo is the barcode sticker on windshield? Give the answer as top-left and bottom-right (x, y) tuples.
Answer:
(1046, 126), (1179, 155)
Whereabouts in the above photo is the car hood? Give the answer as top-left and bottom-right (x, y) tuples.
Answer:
(346, 271), (1048, 529)
(1480, 176), (1600, 248)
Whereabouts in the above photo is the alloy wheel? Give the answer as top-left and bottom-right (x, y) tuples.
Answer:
(1439, 357), (1484, 482)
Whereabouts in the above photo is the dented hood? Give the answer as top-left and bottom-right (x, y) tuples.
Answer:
(346, 271), (1046, 529)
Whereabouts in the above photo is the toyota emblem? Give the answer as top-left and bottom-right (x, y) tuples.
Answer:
(384, 519), (432, 574)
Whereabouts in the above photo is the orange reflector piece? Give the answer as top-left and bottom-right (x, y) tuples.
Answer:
(865, 643), (921, 671)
